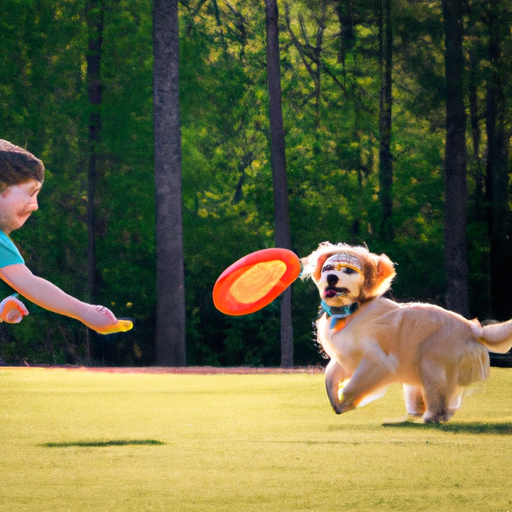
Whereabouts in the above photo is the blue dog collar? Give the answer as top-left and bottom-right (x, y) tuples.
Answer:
(321, 301), (359, 330)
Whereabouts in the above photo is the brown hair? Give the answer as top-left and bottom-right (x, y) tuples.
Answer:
(0, 140), (45, 192)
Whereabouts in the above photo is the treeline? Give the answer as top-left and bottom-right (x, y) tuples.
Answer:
(0, 0), (511, 366)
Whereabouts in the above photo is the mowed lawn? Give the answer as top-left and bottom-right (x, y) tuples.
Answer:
(1, 367), (511, 512)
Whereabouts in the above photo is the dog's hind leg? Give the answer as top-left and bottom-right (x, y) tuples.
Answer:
(403, 384), (425, 417)
(420, 359), (458, 423)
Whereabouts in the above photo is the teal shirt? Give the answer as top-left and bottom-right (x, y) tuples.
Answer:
(0, 231), (24, 268)
(0, 231), (24, 297)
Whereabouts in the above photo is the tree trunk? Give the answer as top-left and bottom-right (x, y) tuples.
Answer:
(378, 0), (393, 240)
(441, 0), (469, 317)
(153, 0), (186, 366)
(485, 1), (512, 320)
(85, 0), (104, 363)
(468, 51), (484, 210)
(265, 0), (294, 368)
(336, 0), (354, 68)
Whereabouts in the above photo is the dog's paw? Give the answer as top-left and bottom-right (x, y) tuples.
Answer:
(331, 393), (347, 415)
(333, 403), (357, 415)
(422, 410), (453, 424)
(333, 393), (357, 415)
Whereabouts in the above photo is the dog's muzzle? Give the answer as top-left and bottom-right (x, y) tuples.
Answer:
(327, 274), (339, 286)
(324, 275), (350, 298)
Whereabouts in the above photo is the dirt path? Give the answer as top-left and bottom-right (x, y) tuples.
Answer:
(2, 365), (324, 374)
(79, 366), (324, 374)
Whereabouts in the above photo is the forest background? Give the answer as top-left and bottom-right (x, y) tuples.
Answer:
(0, 0), (511, 367)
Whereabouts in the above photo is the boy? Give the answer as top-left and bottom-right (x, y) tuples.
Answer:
(0, 139), (129, 334)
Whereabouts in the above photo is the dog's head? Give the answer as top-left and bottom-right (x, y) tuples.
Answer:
(301, 242), (396, 307)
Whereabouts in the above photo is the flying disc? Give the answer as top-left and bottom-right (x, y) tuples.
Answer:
(95, 318), (133, 335)
(213, 248), (301, 316)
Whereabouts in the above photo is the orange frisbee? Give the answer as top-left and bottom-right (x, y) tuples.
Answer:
(213, 248), (301, 316)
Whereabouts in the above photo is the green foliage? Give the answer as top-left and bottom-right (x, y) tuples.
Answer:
(0, 0), (510, 365)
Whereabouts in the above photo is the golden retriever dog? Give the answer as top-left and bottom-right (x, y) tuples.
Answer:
(301, 242), (512, 423)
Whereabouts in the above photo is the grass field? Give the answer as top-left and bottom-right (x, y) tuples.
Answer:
(1, 367), (511, 511)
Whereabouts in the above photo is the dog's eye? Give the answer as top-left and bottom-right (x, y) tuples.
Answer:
(322, 265), (334, 273)
(343, 268), (357, 275)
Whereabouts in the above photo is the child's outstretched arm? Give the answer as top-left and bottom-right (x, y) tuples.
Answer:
(0, 264), (122, 332)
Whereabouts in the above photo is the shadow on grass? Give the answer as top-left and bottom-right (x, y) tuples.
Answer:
(382, 421), (512, 435)
(41, 439), (165, 448)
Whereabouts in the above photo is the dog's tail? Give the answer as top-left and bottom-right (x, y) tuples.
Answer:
(475, 318), (512, 354)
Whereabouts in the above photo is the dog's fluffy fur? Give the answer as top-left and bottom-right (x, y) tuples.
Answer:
(302, 242), (512, 423)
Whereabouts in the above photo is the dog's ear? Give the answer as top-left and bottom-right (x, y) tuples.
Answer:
(359, 252), (395, 301)
(372, 253), (396, 297)
(312, 253), (330, 282)
(300, 251), (331, 283)
(300, 242), (339, 282)
(377, 254), (395, 282)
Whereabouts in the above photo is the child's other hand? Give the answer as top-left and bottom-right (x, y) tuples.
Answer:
(0, 296), (29, 323)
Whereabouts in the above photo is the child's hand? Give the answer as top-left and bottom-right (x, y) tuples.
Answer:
(81, 305), (116, 330)
(0, 296), (29, 323)
(82, 305), (133, 335)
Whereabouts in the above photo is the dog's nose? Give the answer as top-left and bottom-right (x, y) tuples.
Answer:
(327, 274), (338, 286)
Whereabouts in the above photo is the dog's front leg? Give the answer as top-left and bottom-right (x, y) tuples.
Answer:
(335, 341), (398, 414)
(324, 359), (351, 413)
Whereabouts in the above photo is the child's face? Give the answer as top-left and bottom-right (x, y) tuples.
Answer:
(0, 179), (42, 234)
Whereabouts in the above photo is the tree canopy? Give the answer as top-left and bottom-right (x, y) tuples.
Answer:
(0, 0), (511, 366)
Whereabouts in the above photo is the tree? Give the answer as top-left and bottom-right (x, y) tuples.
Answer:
(336, 0), (355, 69)
(378, 0), (393, 240)
(85, 0), (105, 361)
(153, 0), (186, 366)
(284, 3), (327, 131)
(441, 0), (469, 317)
(485, 0), (512, 320)
(266, 0), (294, 367)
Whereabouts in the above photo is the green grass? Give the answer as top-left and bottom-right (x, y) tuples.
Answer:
(1, 367), (511, 511)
